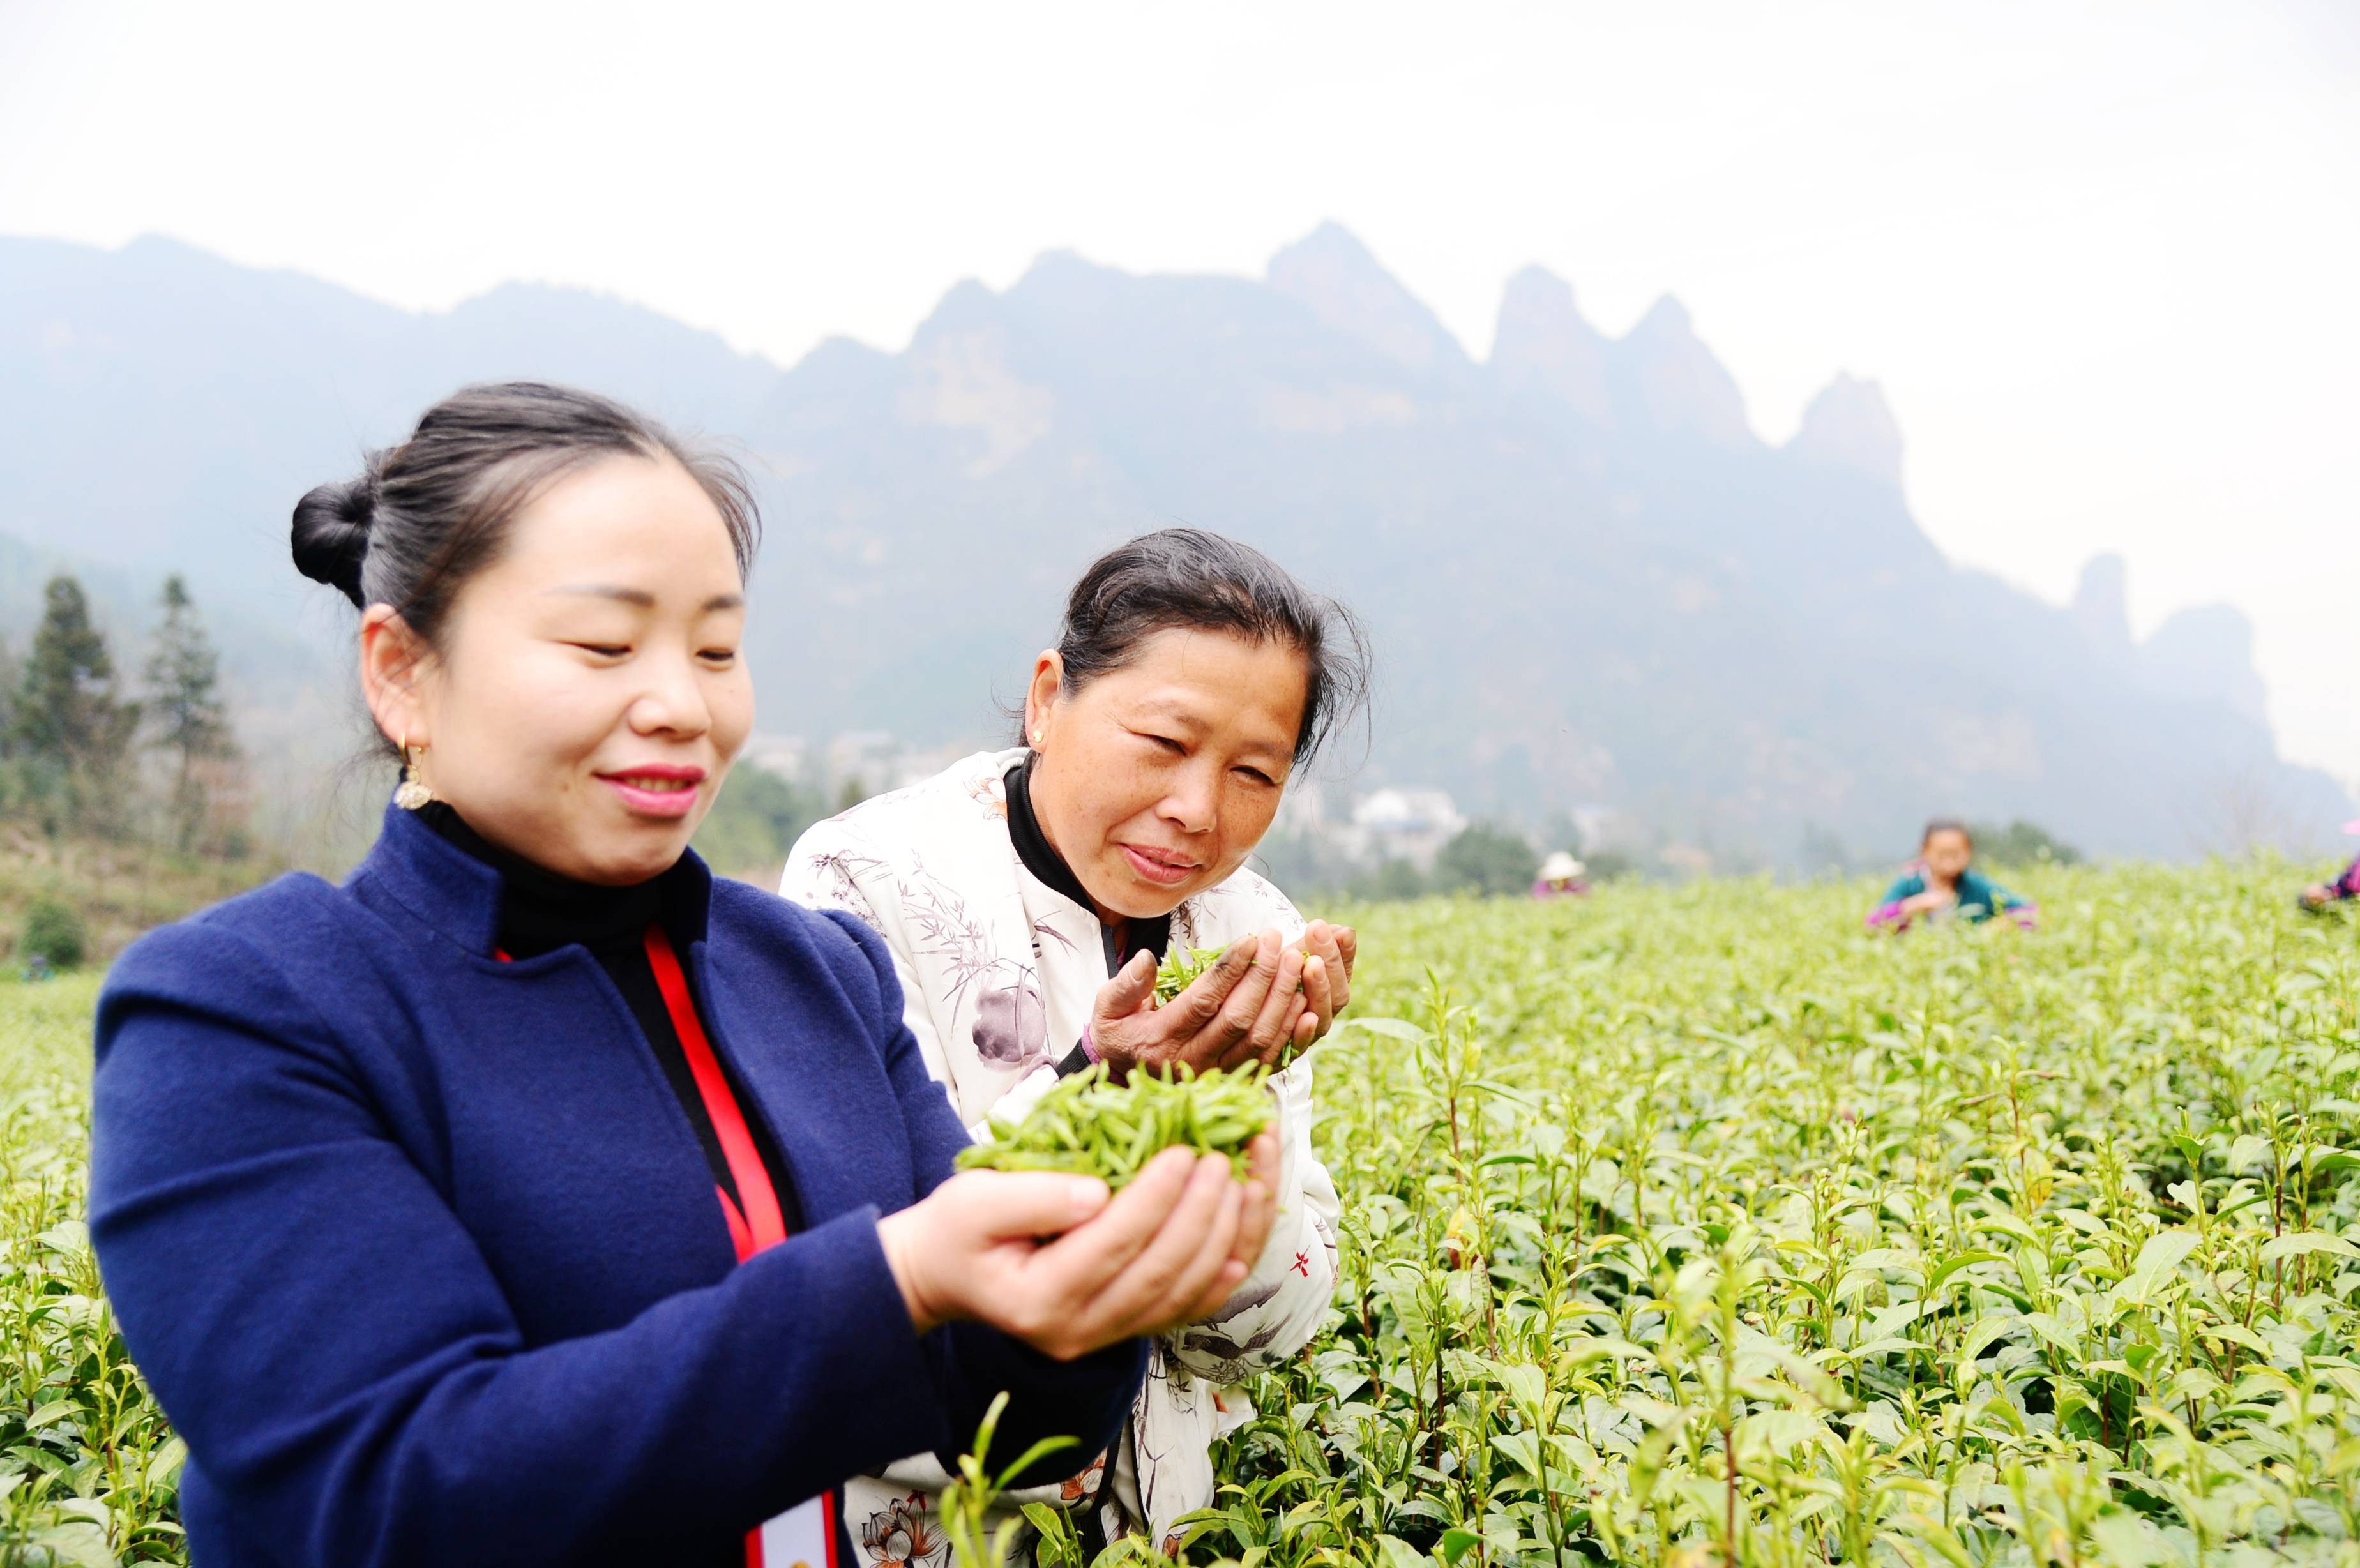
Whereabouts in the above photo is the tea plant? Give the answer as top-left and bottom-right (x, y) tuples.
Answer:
(0, 973), (181, 1567)
(1158, 947), (1232, 1007)
(5, 859), (2357, 1566)
(1154, 945), (1317, 1011)
(958, 1064), (1273, 1185)
(1189, 859), (2360, 1567)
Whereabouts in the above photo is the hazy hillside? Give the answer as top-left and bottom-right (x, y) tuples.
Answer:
(1, 227), (2345, 864)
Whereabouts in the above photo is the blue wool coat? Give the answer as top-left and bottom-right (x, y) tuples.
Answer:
(90, 803), (1144, 1567)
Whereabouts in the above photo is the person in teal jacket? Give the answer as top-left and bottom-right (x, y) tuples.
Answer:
(1866, 819), (2037, 931)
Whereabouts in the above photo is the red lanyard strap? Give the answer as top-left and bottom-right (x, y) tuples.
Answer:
(493, 930), (789, 1260)
(497, 929), (819, 1564)
(641, 926), (820, 1568)
(643, 925), (789, 1258)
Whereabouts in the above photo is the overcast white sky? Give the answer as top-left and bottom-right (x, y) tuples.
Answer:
(4, 0), (2355, 785)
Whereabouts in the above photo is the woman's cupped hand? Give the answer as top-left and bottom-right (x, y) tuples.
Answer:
(1087, 920), (1357, 1082)
(875, 1133), (1278, 1359)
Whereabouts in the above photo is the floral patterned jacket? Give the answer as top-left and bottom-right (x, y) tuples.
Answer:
(782, 748), (1342, 1558)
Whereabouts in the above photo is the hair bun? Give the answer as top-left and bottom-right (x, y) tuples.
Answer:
(291, 460), (382, 608)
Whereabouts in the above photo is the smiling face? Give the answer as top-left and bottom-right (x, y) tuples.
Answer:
(1023, 628), (1308, 921)
(360, 453), (752, 886)
(1923, 827), (1974, 886)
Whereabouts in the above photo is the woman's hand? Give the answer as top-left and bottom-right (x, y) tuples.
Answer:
(1293, 919), (1356, 1046)
(1900, 887), (1954, 917)
(876, 1133), (1280, 1359)
(1089, 931), (1308, 1081)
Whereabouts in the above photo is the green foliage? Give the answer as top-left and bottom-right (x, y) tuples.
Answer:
(1154, 946), (1229, 1006)
(1800, 820), (1857, 877)
(1249, 828), (1367, 898)
(1579, 847), (1636, 882)
(688, 765), (826, 881)
(957, 1064), (1271, 1187)
(1, 972), (182, 1562)
(7, 863), (2357, 1565)
(0, 637), (18, 757)
(1179, 861), (2360, 1567)
(0, 838), (280, 970)
(1358, 857), (1435, 902)
(140, 577), (236, 856)
(20, 901), (84, 971)
(1969, 818), (2086, 868)
(9, 575), (140, 838)
(1432, 822), (1541, 898)
(939, 1390), (1080, 1568)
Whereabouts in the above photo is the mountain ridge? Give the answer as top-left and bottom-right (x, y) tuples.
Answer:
(1, 227), (2345, 862)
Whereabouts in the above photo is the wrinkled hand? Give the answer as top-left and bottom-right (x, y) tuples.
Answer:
(1295, 919), (1357, 1044)
(876, 1133), (1280, 1359)
(1900, 888), (1954, 916)
(2301, 882), (2334, 909)
(1089, 931), (1308, 1081)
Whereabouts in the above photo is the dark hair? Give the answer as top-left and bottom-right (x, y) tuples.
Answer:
(1049, 528), (1370, 765)
(1922, 818), (1972, 849)
(292, 381), (759, 652)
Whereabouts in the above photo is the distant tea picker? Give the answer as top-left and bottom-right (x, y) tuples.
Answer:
(1531, 851), (1589, 899)
(2297, 818), (2360, 912)
(1866, 818), (2037, 932)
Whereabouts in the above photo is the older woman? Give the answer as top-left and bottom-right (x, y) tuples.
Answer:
(90, 388), (1276, 1568)
(784, 528), (1368, 1556)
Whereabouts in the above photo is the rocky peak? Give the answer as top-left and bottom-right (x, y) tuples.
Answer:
(2070, 554), (2134, 663)
(1612, 295), (1755, 448)
(2142, 604), (2269, 727)
(1265, 222), (1465, 373)
(1787, 373), (1903, 489)
(1490, 265), (1610, 419)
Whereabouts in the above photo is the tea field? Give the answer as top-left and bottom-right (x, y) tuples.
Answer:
(2, 862), (2357, 1565)
(1197, 863), (2360, 1568)
(0, 970), (179, 1567)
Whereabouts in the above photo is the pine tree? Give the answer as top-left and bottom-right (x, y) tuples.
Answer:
(0, 637), (19, 817)
(11, 574), (139, 835)
(0, 636), (17, 759)
(144, 574), (238, 850)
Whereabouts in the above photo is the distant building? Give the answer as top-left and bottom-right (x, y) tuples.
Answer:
(1349, 788), (1467, 871)
(1660, 841), (1714, 878)
(738, 732), (989, 799)
(739, 734), (810, 783)
(817, 731), (988, 800)
(824, 731), (900, 795)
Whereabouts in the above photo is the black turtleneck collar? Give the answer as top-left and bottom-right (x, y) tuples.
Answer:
(1004, 756), (1170, 972)
(1003, 757), (1096, 915)
(416, 802), (686, 960)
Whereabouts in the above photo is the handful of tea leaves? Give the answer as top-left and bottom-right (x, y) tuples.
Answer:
(955, 1063), (1272, 1187)
(1151, 944), (1229, 1006)
(1151, 941), (1319, 1007)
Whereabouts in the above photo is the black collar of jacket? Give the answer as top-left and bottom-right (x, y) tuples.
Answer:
(352, 795), (714, 959)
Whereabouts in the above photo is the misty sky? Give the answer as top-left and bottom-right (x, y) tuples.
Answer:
(4, 0), (2355, 785)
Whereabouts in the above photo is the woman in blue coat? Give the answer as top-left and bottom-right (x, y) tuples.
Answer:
(89, 383), (1278, 1568)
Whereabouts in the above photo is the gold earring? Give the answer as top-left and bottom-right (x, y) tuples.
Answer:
(394, 731), (433, 811)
